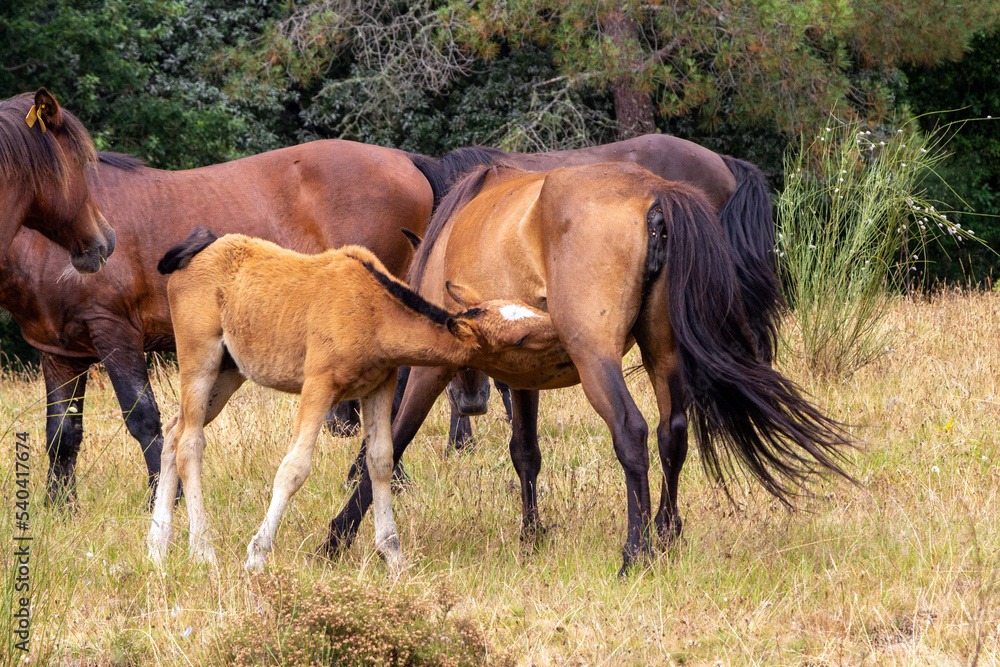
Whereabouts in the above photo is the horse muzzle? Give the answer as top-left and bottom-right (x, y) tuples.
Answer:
(71, 226), (116, 274)
(446, 373), (491, 416)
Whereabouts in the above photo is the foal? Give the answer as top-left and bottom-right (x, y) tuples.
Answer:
(147, 227), (561, 572)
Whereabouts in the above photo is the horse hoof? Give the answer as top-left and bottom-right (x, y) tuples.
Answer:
(190, 542), (217, 566)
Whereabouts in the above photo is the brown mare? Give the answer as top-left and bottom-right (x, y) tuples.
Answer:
(148, 228), (563, 570)
(325, 162), (851, 574)
(0, 141), (431, 505)
(401, 135), (779, 449)
(0, 88), (115, 273)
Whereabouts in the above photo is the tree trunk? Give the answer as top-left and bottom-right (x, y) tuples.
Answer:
(602, 8), (657, 140)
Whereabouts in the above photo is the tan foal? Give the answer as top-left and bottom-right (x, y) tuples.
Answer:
(147, 227), (563, 572)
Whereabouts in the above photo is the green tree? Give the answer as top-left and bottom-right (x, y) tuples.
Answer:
(902, 29), (1000, 283)
(0, 0), (285, 169)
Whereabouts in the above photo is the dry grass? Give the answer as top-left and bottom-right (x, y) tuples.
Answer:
(1, 290), (998, 665)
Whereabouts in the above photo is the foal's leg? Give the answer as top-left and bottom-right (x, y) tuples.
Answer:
(323, 364), (456, 556)
(148, 369), (244, 566)
(246, 372), (336, 571)
(40, 353), (90, 508)
(161, 334), (230, 565)
(148, 412), (180, 567)
(360, 375), (404, 573)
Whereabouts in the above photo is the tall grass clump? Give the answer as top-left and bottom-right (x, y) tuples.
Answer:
(777, 118), (974, 377)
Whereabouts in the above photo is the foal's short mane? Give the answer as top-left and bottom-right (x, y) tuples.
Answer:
(0, 92), (97, 190)
(407, 146), (504, 208)
(98, 152), (146, 171)
(348, 251), (463, 327)
(407, 162), (524, 289)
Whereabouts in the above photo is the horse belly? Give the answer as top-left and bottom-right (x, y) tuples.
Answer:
(221, 334), (305, 394)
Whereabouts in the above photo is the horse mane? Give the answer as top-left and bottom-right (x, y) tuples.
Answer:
(405, 163), (505, 289)
(346, 250), (455, 327)
(0, 92), (97, 190)
(98, 151), (146, 171)
(406, 146), (505, 208)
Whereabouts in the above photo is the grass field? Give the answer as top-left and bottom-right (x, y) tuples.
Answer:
(1, 290), (998, 665)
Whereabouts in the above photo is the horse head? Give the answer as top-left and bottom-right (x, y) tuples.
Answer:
(1, 88), (115, 273)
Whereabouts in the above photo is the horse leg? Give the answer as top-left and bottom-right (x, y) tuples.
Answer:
(246, 372), (336, 570)
(633, 272), (688, 546)
(40, 353), (90, 508)
(322, 364), (456, 556)
(360, 375), (404, 573)
(325, 400), (361, 437)
(170, 338), (226, 564)
(345, 366), (411, 482)
(496, 380), (514, 422)
(447, 401), (474, 453)
(508, 389), (543, 543)
(572, 351), (652, 575)
(148, 369), (244, 566)
(90, 326), (165, 508)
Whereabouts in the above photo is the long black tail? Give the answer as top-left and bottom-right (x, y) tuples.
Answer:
(651, 186), (853, 502)
(719, 155), (781, 364)
(407, 146), (505, 209)
(157, 226), (218, 274)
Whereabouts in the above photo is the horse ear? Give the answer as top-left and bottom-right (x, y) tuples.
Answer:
(29, 88), (64, 133)
(446, 317), (477, 342)
(446, 281), (483, 308)
(401, 228), (422, 250)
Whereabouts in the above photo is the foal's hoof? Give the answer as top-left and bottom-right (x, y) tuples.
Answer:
(376, 534), (405, 576)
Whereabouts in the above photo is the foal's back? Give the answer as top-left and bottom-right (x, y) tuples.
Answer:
(169, 235), (388, 393)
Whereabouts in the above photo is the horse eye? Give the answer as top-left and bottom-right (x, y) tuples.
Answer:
(515, 335), (527, 346)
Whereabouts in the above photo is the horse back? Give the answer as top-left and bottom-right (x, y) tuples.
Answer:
(508, 135), (735, 210)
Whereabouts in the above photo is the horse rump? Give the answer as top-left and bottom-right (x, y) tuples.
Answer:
(158, 226), (219, 275)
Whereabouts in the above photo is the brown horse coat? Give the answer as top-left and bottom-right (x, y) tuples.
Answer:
(0, 88), (114, 272)
(405, 134), (778, 446)
(1, 140), (431, 503)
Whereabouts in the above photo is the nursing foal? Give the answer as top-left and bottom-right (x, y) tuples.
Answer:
(147, 227), (561, 571)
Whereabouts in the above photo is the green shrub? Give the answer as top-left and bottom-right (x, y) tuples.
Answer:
(777, 118), (975, 377)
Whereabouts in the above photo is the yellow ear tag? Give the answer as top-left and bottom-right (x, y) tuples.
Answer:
(25, 105), (46, 132)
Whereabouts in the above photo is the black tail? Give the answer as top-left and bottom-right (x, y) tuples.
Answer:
(652, 187), (853, 503)
(719, 155), (781, 364)
(407, 146), (505, 209)
(157, 226), (218, 274)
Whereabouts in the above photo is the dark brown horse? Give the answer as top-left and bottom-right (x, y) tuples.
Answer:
(408, 135), (779, 448)
(325, 162), (851, 574)
(0, 88), (115, 272)
(0, 141), (431, 504)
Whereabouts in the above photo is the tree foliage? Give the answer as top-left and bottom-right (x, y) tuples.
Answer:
(1, 1), (999, 365)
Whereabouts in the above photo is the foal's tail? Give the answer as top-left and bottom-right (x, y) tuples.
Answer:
(719, 156), (780, 364)
(158, 226), (218, 275)
(650, 186), (853, 503)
